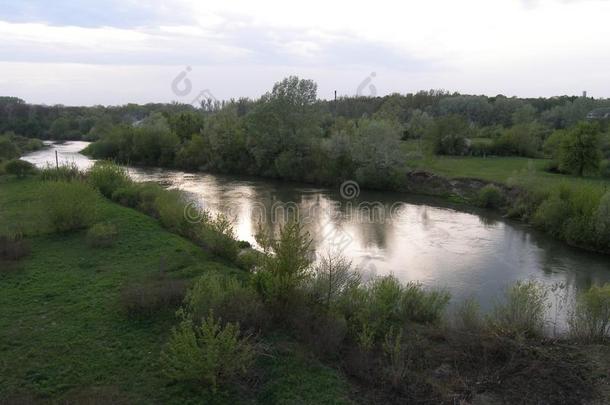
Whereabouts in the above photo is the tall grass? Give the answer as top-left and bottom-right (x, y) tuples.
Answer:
(40, 162), (84, 182)
(160, 313), (255, 392)
(87, 160), (132, 198)
(489, 280), (549, 338)
(569, 283), (610, 342)
(41, 181), (98, 232)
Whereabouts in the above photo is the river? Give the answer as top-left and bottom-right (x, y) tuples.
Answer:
(23, 141), (610, 327)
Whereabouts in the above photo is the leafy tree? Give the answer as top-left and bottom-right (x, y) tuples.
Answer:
(246, 76), (320, 176)
(512, 104), (537, 125)
(351, 119), (404, 188)
(427, 115), (470, 155)
(167, 111), (205, 141)
(558, 122), (602, 176)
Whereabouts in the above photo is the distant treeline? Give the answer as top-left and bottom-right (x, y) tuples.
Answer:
(1, 85), (609, 140)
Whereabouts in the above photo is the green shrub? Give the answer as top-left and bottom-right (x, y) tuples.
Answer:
(154, 190), (192, 236)
(569, 284), (610, 342)
(111, 184), (141, 207)
(532, 189), (573, 238)
(185, 272), (267, 332)
(252, 221), (313, 310)
(196, 214), (238, 261)
(595, 192), (610, 248)
(135, 182), (165, 216)
(401, 281), (450, 324)
(0, 229), (31, 261)
(40, 162), (84, 182)
(488, 281), (549, 338)
(308, 253), (361, 310)
(453, 297), (483, 332)
(120, 276), (188, 318)
(41, 181), (98, 232)
(476, 184), (505, 209)
(600, 160), (610, 179)
(87, 161), (131, 198)
(4, 159), (36, 178)
(236, 248), (264, 271)
(343, 276), (450, 345)
(161, 313), (255, 392)
(86, 223), (118, 248)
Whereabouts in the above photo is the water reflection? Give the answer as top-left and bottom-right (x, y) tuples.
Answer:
(23, 142), (610, 317)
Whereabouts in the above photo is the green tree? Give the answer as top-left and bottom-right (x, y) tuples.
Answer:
(558, 122), (602, 176)
(427, 114), (470, 155)
(167, 111), (205, 141)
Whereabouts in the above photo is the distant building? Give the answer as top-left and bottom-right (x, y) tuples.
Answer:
(586, 107), (610, 120)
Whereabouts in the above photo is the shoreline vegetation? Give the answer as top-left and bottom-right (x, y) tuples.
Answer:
(0, 161), (609, 404)
(2, 80), (610, 254)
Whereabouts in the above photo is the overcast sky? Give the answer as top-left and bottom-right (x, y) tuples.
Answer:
(0, 0), (609, 105)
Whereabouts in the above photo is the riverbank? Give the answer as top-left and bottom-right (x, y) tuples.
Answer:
(1, 171), (609, 404)
(83, 137), (610, 255)
(0, 176), (354, 404)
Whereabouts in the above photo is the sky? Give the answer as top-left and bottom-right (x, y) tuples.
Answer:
(0, 0), (609, 105)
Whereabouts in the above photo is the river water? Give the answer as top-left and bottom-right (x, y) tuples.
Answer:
(23, 141), (610, 325)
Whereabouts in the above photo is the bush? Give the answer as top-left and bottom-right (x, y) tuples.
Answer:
(111, 184), (141, 208)
(40, 162), (84, 182)
(236, 248), (264, 271)
(253, 221), (313, 311)
(342, 276), (450, 346)
(600, 160), (610, 179)
(453, 297), (483, 332)
(0, 230), (31, 261)
(401, 281), (450, 324)
(87, 161), (131, 198)
(185, 272), (267, 332)
(135, 182), (165, 216)
(532, 188), (573, 239)
(41, 181), (98, 232)
(476, 184), (505, 209)
(194, 214), (239, 261)
(120, 276), (188, 318)
(86, 223), (118, 248)
(154, 190), (192, 236)
(488, 281), (549, 338)
(569, 284), (610, 342)
(161, 313), (255, 392)
(308, 253), (361, 310)
(4, 159), (36, 177)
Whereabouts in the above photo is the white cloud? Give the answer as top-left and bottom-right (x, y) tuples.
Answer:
(1, 0), (609, 104)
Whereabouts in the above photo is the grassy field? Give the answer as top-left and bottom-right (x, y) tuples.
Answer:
(410, 154), (610, 191)
(0, 176), (353, 404)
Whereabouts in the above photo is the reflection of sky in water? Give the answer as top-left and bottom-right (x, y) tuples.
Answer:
(23, 142), (610, 326)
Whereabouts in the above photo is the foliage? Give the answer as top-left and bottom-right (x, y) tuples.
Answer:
(253, 221), (313, 310)
(41, 181), (98, 232)
(40, 162), (84, 182)
(427, 114), (470, 155)
(4, 159), (36, 177)
(558, 122), (602, 176)
(476, 184), (505, 209)
(341, 275), (450, 345)
(184, 272), (267, 332)
(0, 229), (30, 261)
(160, 313), (255, 392)
(308, 253), (361, 310)
(86, 223), (118, 248)
(569, 283), (610, 342)
(489, 281), (549, 338)
(87, 160), (132, 198)
(453, 297), (483, 331)
(120, 275), (188, 318)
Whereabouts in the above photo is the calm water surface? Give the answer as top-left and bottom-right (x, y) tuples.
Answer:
(23, 141), (610, 323)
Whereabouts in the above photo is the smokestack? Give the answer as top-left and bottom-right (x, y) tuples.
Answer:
(583, 91), (587, 98)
